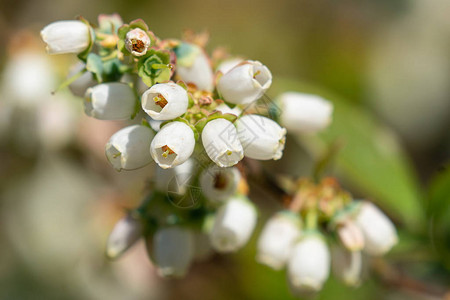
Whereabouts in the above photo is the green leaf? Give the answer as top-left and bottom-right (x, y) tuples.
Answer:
(272, 77), (425, 230)
(86, 53), (103, 82)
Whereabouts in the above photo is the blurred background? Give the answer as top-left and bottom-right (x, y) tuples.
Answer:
(0, 0), (449, 299)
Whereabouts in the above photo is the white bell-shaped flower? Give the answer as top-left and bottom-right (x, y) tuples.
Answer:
(277, 92), (333, 134)
(84, 83), (136, 120)
(216, 58), (244, 74)
(125, 28), (151, 57)
(331, 245), (363, 287)
(41, 20), (92, 54)
(201, 118), (244, 167)
(106, 214), (142, 259)
(287, 233), (330, 294)
(105, 125), (154, 171)
(256, 211), (301, 270)
(236, 114), (286, 160)
(150, 121), (195, 169)
(354, 201), (398, 256)
(209, 196), (257, 253)
(153, 227), (194, 278)
(215, 103), (242, 117)
(141, 82), (189, 121)
(154, 159), (195, 194)
(176, 44), (214, 92)
(337, 219), (365, 252)
(199, 165), (241, 204)
(217, 60), (272, 105)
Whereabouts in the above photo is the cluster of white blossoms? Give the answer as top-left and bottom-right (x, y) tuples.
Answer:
(41, 14), (397, 296)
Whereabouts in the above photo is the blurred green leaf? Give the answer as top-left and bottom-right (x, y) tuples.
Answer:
(271, 78), (424, 230)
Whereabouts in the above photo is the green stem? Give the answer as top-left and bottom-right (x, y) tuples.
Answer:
(52, 68), (87, 95)
(305, 209), (318, 230)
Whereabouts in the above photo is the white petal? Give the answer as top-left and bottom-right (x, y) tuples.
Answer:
(278, 92), (333, 134)
(153, 227), (194, 278)
(287, 234), (330, 293)
(141, 82), (188, 120)
(256, 211), (301, 270)
(84, 83), (136, 120)
(217, 60), (272, 105)
(201, 118), (244, 167)
(199, 165), (241, 204)
(209, 197), (257, 253)
(106, 214), (142, 259)
(176, 45), (214, 92)
(105, 125), (154, 171)
(125, 28), (151, 57)
(214, 103), (242, 117)
(150, 121), (195, 169)
(154, 159), (195, 194)
(236, 114), (286, 160)
(41, 20), (91, 54)
(68, 62), (96, 98)
(216, 58), (244, 74)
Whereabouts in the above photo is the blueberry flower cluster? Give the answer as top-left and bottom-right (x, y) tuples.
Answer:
(41, 14), (397, 296)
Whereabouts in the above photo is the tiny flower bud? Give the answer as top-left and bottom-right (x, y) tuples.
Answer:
(337, 219), (365, 252)
(141, 82), (189, 121)
(41, 20), (92, 54)
(236, 114), (286, 160)
(277, 92), (333, 134)
(354, 202), (398, 256)
(199, 165), (241, 204)
(331, 245), (363, 287)
(256, 211), (301, 270)
(175, 43), (214, 92)
(209, 196), (257, 253)
(150, 121), (195, 169)
(287, 233), (330, 294)
(105, 125), (154, 171)
(125, 28), (151, 57)
(106, 214), (142, 259)
(153, 227), (194, 278)
(84, 83), (136, 120)
(217, 60), (272, 105)
(201, 118), (244, 167)
(216, 58), (244, 74)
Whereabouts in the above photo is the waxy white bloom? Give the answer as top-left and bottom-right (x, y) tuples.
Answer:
(141, 82), (189, 121)
(68, 62), (96, 98)
(331, 246), (362, 287)
(153, 227), (194, 278)
(106, 214), (142, 259)
(215, 103), (242, 117)
(237, 115), (286, 160)
(288, 234), (330, 294)
(201, 118), (244, 167)
(277, 92), (333, 134)
(41, 20), (92, 54)
(155, 159), (195, 194)
(176, 44), (214, 92)
(105, 125), (154, 171)
(337, 219), (365, 252)
(125, 28), (151, 57)
(84, 83), (136, 120)
(354, 202), (398, 256)
(216, 58), (244, 75)
(199, 165), (241, 204)
(209, 197), (257, 253)
(256, 211), (301, 270)
(150, 121), (195, 169)
(217, 60), (272, 105)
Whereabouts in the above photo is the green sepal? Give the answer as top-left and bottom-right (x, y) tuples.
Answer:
(86, 53), (103, 82)
(137, 49), (172, 87)
(76, 16), (95, 62)
(117, 19), (156, 56)
(194, 111), (238, 135)
(126, 82), (141, 120)
(187, 94), (195, 108)
(176, 80), (188, 91)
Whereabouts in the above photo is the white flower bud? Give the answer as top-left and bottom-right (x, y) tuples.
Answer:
(41, 20), (92, 54)
(153, 227), (194, 278)
(68, 62), (96, 98)
(155, 159), (195, 194)
(84, 83), (136, 120)
(215, 103), (242, 117)
(141, 82), (189, 121)
(217, 60), (272, 105)
(209, 197), (257, 253)
(287, 234), (330, 294)
(105, 125), (154, 171)
(216, 58), (244, 74)
(125, 28), (151, 57)
(277, 92), (333, 134)
(176, 44), (214, 92)
(201, 118), (244, 167)
(199, 165), (241, 204)
(106, 214), (142, 259)
(354, 202), (398, 256)
(256, 211), (301, 270)
(150, 121), (195, 169)
(236, 115), (286, 160)
(331, 245), (362, 287)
